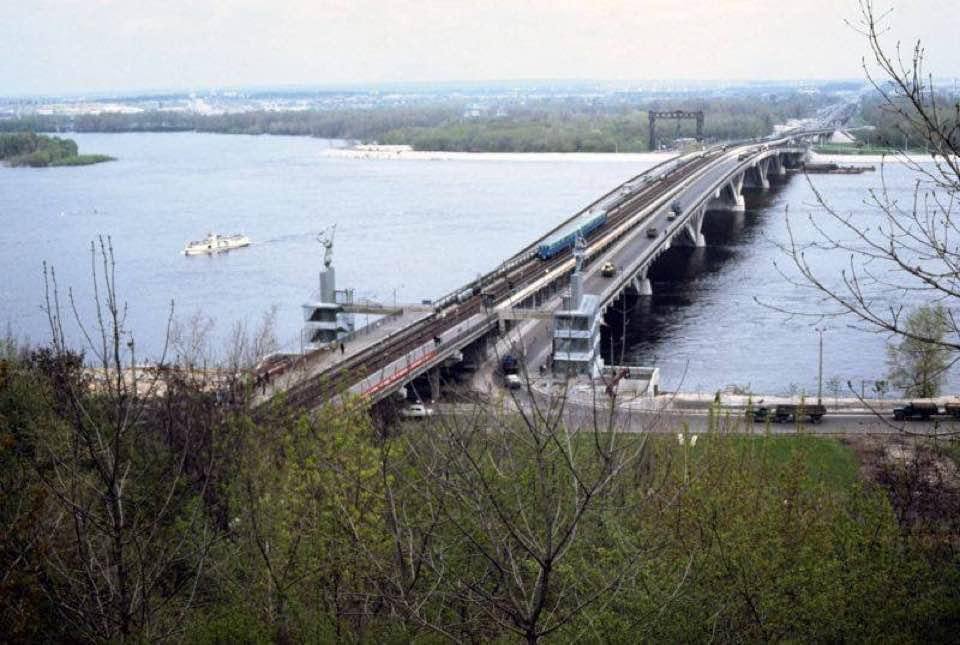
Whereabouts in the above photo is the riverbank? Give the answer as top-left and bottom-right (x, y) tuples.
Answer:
(324, 143), (932, 166)
(322, 143), (678, 163)
(807, 150), (932, 165)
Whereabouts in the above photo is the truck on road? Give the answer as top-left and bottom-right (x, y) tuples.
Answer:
(893, 401), (940, 421)
(751, 402), (826, 424)
(772, 403), (826, 424)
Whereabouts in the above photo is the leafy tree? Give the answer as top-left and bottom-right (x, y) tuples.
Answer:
(887, 305), (951, 398)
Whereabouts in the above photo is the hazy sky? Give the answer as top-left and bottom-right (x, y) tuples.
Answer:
(3, 0), (958, 96)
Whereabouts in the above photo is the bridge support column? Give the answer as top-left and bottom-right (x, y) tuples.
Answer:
(782, 151), (805, 169)
(428, 368), (440, 401)
(769, 153), (786, 178)
(631, 269), (652, 296)
(708, 173), (745, 212)
(744, 159), (770, 190)
(676, 205), (706, 247)
(759, 158), (770, 188)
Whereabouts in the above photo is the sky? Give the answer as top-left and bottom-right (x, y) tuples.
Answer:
(2, 0), (958, 96)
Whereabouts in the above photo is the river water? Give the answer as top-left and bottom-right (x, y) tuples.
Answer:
(0, 132), (950, 394)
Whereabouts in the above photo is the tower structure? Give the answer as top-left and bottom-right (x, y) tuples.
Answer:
(551, 234), (601, 377)
(302, 226), (354, 347)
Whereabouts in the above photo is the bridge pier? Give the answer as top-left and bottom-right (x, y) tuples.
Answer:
(428, 368), (441, 401)
(675, 205), (706, 247)
(768, 153), (786, 179)
(631, 271), (653, 296)
(743, 158), (770, 190)
(708, 173), (745, 212)
(616, 262), (653, 298)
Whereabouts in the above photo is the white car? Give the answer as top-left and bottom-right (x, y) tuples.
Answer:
(504, 373), (523, 389)
(400, 403), (435, 418)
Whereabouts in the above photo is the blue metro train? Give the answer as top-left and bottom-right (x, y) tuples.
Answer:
(536, 210), (608, 260)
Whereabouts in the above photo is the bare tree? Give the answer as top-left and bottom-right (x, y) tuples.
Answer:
(167, 310), (216, 369)
(224, 304), (280, 371)
(367, 377), (665, 643)
(771, 1), (960, 366)
(33, 237), (216, 641)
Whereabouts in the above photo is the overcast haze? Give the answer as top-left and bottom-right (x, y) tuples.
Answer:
(3, 0), (958, 96)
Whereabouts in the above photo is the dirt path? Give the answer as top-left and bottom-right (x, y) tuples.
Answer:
(843, 435), (960, 541)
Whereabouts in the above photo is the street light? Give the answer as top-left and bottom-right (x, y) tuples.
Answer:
(816, 327), (825, 405)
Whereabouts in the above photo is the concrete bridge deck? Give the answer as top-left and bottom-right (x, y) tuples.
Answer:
(253, 306), (433, 405)
(263, 128), (834, 410)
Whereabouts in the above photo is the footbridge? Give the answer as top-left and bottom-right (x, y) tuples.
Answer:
(258, 128), (830, 411)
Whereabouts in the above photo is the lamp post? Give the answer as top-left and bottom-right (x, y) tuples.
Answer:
(816, 327), (824, 405)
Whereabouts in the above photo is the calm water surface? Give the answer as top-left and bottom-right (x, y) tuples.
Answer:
(0, 133), (948, 393)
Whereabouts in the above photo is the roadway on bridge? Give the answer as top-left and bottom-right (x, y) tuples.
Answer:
(497, 148), (783, 378)
(267, 132), (825, 409)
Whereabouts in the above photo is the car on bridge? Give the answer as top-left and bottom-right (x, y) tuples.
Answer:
(601, 262), (617, 277)
(646, 227), (658, 238)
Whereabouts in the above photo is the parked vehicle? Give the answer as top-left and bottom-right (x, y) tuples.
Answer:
(601, 262), (617, 277)
(893, 401), (939, 421)
(501, 354), (522, 389)
(772, 403), (826, 424)
(750, 403), (826, 424)
(504, 373), (523, 390)
(646, 227), (658, 238)
(750, 406), (771, 422)
(401, 403), (435, 418)
(945, 402), (960, 418)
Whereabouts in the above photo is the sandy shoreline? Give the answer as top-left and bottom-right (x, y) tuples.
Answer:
(323, 144), (932, 165)
(807, 151), (933, 165)
(322, 145), (680, 163)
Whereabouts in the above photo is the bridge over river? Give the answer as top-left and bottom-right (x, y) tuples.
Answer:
(255, 128), (833, 411)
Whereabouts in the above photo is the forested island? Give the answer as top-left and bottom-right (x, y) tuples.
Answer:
(0, 132), (113, 167)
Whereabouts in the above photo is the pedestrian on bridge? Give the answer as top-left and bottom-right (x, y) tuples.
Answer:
(340, 342), (345, 355)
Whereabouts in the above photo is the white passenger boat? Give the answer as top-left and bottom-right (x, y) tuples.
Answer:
(183, 233), (251, 255)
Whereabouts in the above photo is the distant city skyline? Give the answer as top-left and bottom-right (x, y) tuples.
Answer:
(3, 0), (958, 96)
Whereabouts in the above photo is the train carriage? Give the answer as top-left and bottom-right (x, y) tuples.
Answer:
(536, 210), (608, 260)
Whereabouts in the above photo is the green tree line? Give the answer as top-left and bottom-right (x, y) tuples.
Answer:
(854, 93), (960, 150)
(0, 93), (831, 152)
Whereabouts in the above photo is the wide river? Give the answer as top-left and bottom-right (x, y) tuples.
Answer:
(1, 132), (950, 395)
